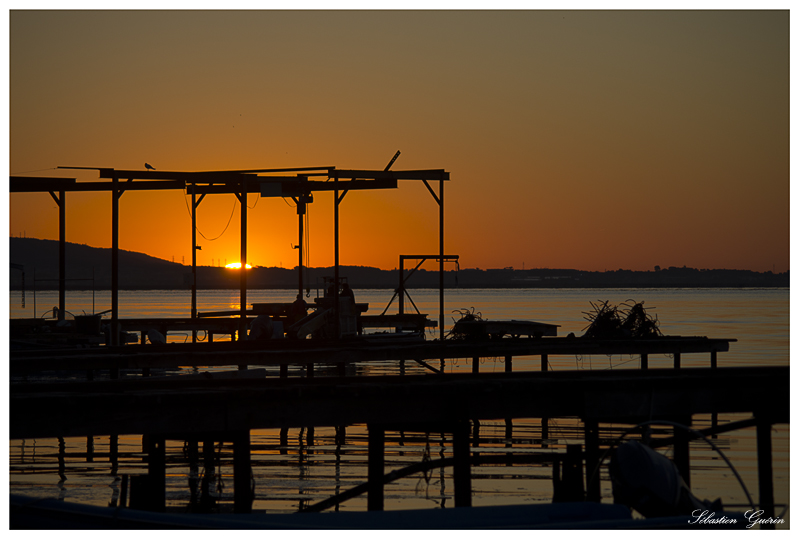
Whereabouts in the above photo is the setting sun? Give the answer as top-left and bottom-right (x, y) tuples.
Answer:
(225, 262), (252, 269)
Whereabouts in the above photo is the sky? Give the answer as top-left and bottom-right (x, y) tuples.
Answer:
(6, 8), (791, 273)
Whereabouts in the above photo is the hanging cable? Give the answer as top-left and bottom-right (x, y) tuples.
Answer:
(183, 191), (237, 241)
(247, 192), (259, 210)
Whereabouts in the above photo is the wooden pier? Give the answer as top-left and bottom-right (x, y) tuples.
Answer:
(10, 362), (788, 518)
(9, 335), (734, 375)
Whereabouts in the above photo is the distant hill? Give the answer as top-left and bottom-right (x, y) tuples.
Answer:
(9, 237), (188, 290)
(8, 237), (789, 290)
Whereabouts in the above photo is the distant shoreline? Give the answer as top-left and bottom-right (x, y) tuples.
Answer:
(10, 237), (789, 291)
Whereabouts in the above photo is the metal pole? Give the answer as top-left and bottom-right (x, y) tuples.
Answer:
(58, 190), (66, 322)
(111, 177), (119, 346)
(398, 257), (404, 315)
(756, 416), (775, 528)
(334, 176), (340, 338)
(367, 424), (384, 511)
(298, 198), (304, 296)
(439, 174), (444, 342)
(191, 183), (197, 343)
(240, 178), (247, 340)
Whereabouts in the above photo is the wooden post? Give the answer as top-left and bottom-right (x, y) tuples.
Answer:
(191, 182), (198, 343)
(472, 419), (480, 459)
(673, 418), (691, 487)
(367, 425), (385, 511)
(334, 176), (340, 338)
(641, 353), (648, 369)
(233, 430), (252, 513)
(280, 364), (288, 378)
(307, 363), (314, 378)
(711, 352), (718, 430)
(111, 176), (120, 346)
(674, 352), (681, 369)
(505, 355), (512, 372)
(472, 356), (480, 373)
(201, 439), (215, 508)
(239, 178), (248, 341)
(541, 354), (548, 371)
(146, 435), (166, 512)
(280, 428), (289, 455)
(187, 439), (199, 507)
(439, 173), (445, 344)
(110, 434), (119, 476)
(584, 420), (601, 502)
(756, 416), (775, 529)
(48, 189), (67, 321)
(453, 421), (472, 507)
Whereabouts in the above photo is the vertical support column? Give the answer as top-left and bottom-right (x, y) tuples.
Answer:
(191, 182), (197, 343)
(146, 434), (166, 512)
(298, 195), (304, 296)
(453, 421), (472, 507)
(541, 418), (549, 446)
(233, 430), (252, 514)
(185, 439), (199, 507)
(674, 352), (681, 369)
(641, 353), (648, 369)
(111, 176), (120, 346)
(472, 356), (480, 373)
(584, 420), (601, 502)
(710, 351), (718, 430)
(54, 190), (66, 321)
(439, 173), (445, 343)
(333, 175), (340, 338)
(367, 424), (385, 511)
(110, 434), (119, 476)
(756, 416), (775, 528)
(239, 177), (248, 340)
(673, 418), (691, 487)
(280, 363), (288, 378)
(505, 355), (512, 372)
(201, 439), (215, 508)
(398, 258), (405, 315)
(541, 354), (548, 371)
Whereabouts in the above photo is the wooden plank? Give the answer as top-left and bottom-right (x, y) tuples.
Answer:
(10, 177), (76, 192)
(329, 169), (449, 181)
(9, 336), (735, 373)
(9, 366), (788, 439)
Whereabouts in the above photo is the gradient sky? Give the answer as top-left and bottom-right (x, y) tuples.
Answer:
(7, 10), (790, 273)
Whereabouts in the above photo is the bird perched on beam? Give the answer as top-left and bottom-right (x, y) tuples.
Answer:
(145, 163), (156, 171)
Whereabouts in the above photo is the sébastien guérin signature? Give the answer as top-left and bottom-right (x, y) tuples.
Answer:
(689, 509), (785, 528)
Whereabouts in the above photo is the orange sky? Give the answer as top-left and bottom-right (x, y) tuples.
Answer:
(7, 10), (790, 273)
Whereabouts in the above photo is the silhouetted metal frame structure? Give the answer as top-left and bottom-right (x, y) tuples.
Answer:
(12, 165), (450, 343)
(10, 176), (76, 322)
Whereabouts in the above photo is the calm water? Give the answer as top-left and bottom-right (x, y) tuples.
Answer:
(8, 288), (790, 526)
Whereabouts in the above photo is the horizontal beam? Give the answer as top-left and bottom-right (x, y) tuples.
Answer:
(193, 178), (399, 196)
(94, 169), (259, 183)
(9, 366), (788, 439)
(9, 336), (735, 373)
(400, 255), (460, 261)
(10, 177), (76, 192)
(329, 169), (449, 181)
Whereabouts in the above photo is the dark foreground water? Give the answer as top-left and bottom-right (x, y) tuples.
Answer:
(8, 288), (790, 527)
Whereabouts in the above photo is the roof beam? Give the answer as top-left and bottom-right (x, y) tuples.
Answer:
(10, 177), (77, 193)
(329, 169), (449, 181)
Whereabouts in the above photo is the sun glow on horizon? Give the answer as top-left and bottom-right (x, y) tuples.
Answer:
(225, 262), (252, 269)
